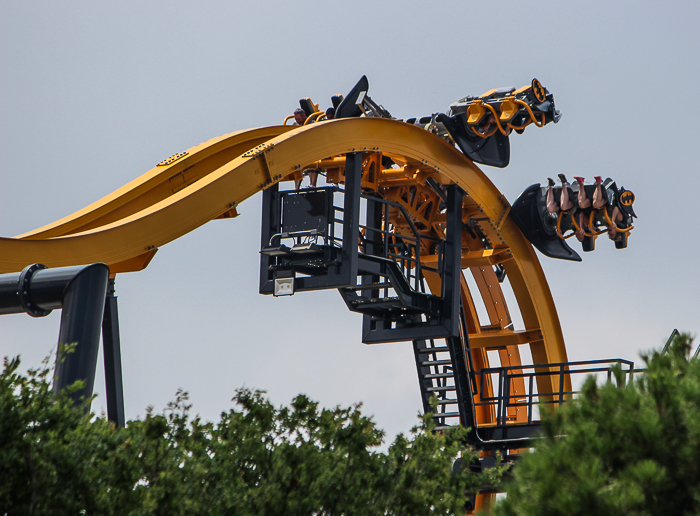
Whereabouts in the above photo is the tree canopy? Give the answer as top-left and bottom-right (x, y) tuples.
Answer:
(6, 336), (698, 515)
(0, 353), (501, 516)
(493, 334), (700, 516)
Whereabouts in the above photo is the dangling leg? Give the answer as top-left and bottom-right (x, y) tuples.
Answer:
(575, 176), (591, 209)
(558, 174), (574, 211)
(546, 177), (558, 213)
(308, 170), (318, 188)
(607, 206), (623, 240)
(578, 210), (590, 236)
(592, 176), (606, 209)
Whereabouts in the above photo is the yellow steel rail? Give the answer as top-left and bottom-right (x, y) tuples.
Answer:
(17, 126), (294, 240)
(0, 115), (569, 408)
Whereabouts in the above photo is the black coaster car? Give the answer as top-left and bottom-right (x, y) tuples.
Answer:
(440, 80), (561, 168)
(511, 184), (582, 261)
(512, 181), (636, 260)
(334, 77), (561, 169)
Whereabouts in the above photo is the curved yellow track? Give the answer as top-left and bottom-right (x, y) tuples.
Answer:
(0, 116), (567, 383)
(16, 126), (294, 240)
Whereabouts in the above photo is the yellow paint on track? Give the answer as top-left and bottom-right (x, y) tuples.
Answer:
(0, 116), (567, 370)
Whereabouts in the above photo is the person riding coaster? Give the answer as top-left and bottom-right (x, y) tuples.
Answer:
(545, 175), (636, 250)
(285, 76), (561, 170)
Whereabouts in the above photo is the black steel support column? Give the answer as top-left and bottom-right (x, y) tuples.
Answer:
(53, 263), (110, 408)
(442, 185), (463, 338)
(259, 182), (281, 293)
(362, 195), (384, 335)
(102, 279), (125, 427)
(362, 195), (383, 281)
(447, 299), (483, 442)
(442, 186), (478, 431)
(0, 264), (66, 316)
(340, 152), (362, 286)
(447, 334), (477, 431)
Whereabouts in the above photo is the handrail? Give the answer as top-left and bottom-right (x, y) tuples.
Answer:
(471, 358), (636, 428)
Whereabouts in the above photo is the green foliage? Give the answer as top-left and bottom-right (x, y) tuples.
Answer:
(494, 334), (700, 516)
(0, 354), (503, 515)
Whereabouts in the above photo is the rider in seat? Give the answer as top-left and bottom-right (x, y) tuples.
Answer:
(545, 175), (636, 249)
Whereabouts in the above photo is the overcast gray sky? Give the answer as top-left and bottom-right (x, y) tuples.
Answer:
(2, 1), (699, 439)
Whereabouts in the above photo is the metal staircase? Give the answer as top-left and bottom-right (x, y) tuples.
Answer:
(414, 338), (462, 429)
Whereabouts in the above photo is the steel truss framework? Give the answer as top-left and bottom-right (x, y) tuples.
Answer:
(257, 146), (635, 455)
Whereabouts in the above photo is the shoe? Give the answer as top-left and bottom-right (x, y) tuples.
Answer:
(547, 177), (555, 187)
(574, 176), (585, 185)
(558, 173), (568, 184)
(594, 176), (602, 183)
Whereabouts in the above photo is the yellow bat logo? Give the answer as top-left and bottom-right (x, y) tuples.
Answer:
(620, 190), (635, 206)
(532, 78), (546, 103)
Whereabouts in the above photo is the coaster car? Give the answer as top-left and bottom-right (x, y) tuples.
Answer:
(511, 179), (636, 261)
(327, 76), (561, 168)
(438, 79), (561, 167)
(511, 184), (582, 261)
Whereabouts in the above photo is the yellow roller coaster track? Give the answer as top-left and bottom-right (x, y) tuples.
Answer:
(1, 117), (569, 441)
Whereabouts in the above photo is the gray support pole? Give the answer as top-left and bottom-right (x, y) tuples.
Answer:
(53, 263), (110, 409)
(102, 279), (125, 427)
